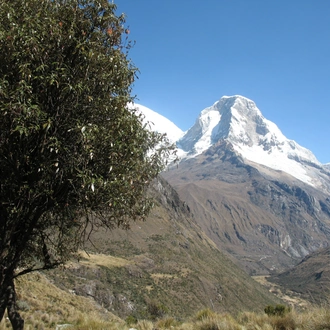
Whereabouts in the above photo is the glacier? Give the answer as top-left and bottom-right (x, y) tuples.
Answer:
(134, 96), (330, 192)
(130, 103), (184, 143)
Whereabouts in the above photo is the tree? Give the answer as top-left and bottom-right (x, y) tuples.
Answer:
(0, 0), (173, 328)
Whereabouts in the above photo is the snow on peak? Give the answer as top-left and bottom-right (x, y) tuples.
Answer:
(130, 103), (184, 143)
(177, 95), (322, 186)
(129, 97), (326, 190)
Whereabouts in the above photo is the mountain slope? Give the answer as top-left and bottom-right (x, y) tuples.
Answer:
(163, 141), (330, 275)
(47, 176), (280, 319)
(268, 247), (330, 304)
(139, 96), (330, 275)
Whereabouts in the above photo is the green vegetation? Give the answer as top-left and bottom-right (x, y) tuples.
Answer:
(264, 304), (291, 317)
(2, 272), (330, 330)
(0, 0), (173, 327)
(44, 184), (280, 321)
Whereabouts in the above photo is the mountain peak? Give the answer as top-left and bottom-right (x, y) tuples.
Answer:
(177, 95), (323, 188)
(135, 96), (328, 191)
(177, 95), (266, 154)
(216, 95), (260, 116)
(220, 94), (257, 106)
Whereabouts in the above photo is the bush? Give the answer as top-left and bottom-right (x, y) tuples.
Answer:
(17, 300), (30, 312)
(125, 315), (138, 326)
(264, 304), (290, 317)
(146, 300), (168, 320)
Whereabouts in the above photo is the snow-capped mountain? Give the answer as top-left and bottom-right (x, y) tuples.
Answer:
(135, 96), (330, 273)
(177, 95), (326, 188)
(162, 96), (330, 273)
(178, 96), (318, 163)
(130, 103), (184, 143)
(137, 95), (330, 192)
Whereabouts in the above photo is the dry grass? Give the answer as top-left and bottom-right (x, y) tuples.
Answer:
(293, 305), (330, 330)
(153, 307), (330, 330)
(252, 275), (310, 309)
(0, 272), (124, 330)
(2, 270), (330, 330)
(78, 251), (131, 268)
(2, 298), (330, 330)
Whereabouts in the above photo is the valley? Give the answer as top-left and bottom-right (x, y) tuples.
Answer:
(40, 95), (330, 323)
(45, 177), (280, 321)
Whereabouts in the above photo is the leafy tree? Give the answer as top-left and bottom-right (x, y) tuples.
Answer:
(0, 0), (173, 328)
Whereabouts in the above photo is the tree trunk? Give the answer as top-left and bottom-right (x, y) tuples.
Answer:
(0, 272), (24, 330)
(0, 267), (8, 322)
(7, 279), (24, 330)
(0, 285), (7, 322)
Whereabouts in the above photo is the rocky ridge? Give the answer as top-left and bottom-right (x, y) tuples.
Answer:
(141, 95), (330, 274)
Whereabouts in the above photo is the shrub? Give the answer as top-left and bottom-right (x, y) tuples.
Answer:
(146, 300), (168, 320)
(264, 305), (275, 316)
(126, 315), (138, 326)
(17, 300), (30, 312)
(264, 304), (290, 317)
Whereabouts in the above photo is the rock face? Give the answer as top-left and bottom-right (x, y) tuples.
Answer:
(132, 95), (330, 275)
(163, 140), (330, 275)
(177, 95), (329, 193)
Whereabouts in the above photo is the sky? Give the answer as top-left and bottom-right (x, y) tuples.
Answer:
(114, 0), (330, 163)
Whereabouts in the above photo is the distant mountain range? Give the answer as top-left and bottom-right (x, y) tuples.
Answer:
(135, 96), (330, 275)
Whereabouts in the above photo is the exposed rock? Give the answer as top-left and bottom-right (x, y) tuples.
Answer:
(163, 143), (330, 275)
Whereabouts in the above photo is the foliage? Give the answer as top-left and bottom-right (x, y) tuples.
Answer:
(264, 304), (291, 317)
(146, 300), (168, 320)
(125, 315), (138, 326)
(6, 272), (330, 330)
(0, 0), (173, 327)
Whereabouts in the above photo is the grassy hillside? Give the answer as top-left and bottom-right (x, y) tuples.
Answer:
(0, 272), (124, 330)
(44, 177), (280, 321)
(269, 247), (330, 304)
(3, 272), (330, 330)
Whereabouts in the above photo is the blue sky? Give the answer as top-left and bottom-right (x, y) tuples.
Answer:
(115, 1), (330, 163)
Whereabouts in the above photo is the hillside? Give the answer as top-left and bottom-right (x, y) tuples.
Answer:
(268, 247), (330, 304)
(45, 176), (280, 320)
(7, 270), (330, 330)
(163, 140), (330, 275)
(7, 272), (123, 329)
